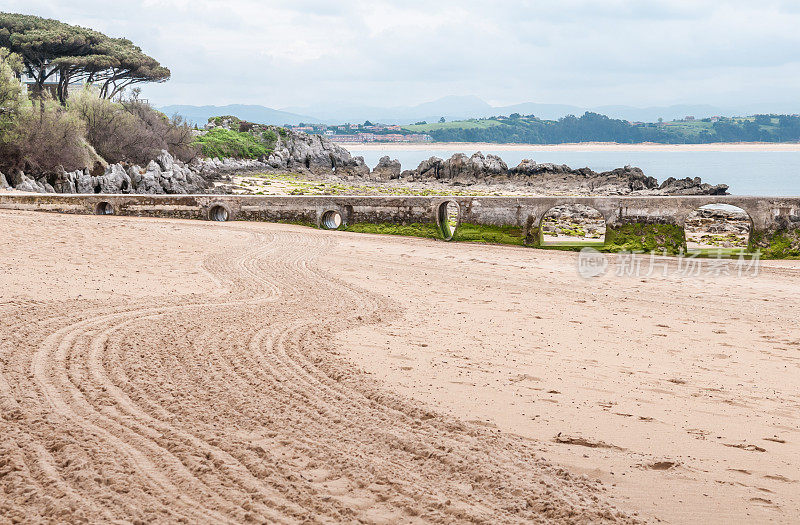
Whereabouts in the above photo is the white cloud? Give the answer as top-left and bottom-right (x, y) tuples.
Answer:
(3, 0), (800, 110)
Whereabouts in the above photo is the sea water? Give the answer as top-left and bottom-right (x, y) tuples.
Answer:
(346, 148), (800, 196)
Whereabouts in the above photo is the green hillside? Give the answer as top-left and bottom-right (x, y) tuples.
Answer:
(400, 113), (800, 144)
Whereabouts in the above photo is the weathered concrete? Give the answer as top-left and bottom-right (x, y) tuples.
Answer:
(2, 193), (799, 243)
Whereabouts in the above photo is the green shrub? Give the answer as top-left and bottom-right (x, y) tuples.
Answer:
(194, 128), (268, 159)
(261, 129), (278, 150)
(209, 115), (242, 128)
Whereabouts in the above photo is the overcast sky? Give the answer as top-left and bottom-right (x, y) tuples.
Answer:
(6, 0), (800, 110)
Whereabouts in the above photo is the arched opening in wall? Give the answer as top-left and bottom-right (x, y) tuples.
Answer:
(95, 202), (114, 215)
(209, 205), (229, 222)
(321, 210), (342, 230)
(437, 200), (459, 240)
(685, 204), (751, 254)
(540, 204), (606, 246)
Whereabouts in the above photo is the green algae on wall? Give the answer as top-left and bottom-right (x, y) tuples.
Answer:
(603, 223), (687, 255)
(750, 228), (800, 259)
(451, 223), (527, 246)
(343, 221), (531, 245)
(344, 222), (441, 239)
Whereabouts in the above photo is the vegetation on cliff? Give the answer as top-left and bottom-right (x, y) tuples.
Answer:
(194, 128), (270, 159)
(194, 116), (282, 159)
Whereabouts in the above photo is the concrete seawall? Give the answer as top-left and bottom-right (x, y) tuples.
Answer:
(2, 194), (800, 252)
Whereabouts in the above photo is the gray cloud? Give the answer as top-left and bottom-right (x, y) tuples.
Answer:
(4, 0), (800, 111)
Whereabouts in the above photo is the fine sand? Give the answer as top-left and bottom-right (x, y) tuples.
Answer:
(2, 210), (799, 523)
(343, 142), (800, 152)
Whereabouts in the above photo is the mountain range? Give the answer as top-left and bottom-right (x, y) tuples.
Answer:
(160, 96), (798, 127)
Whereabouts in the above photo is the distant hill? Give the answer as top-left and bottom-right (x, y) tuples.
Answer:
(280, 95), (495, 125)
(281, 96), (773, 124)
(161, 97), (800, 128)
(159, 104), (320, 126)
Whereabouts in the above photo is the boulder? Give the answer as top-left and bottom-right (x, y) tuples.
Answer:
(97, 164), (132, 193)
(13, 172), (44, 192)
(658, 176), (729, 196)
(156, 150), (175, 172)
(138, 161), (166, 194)
(75, 171), (96, 193)
(0, 171), (9, 189)
(51, 167), (77, 193)
(372, 156), (402, 180)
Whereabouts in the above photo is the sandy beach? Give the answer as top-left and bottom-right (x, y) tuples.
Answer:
(2, 210), (799, 523)
(343, 142), (800, 152)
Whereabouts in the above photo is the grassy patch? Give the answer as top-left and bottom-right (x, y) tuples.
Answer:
(685, 247), (753, 258)
(344, 222), (441, 239)
(540, 240), (606, 252)
(603, 223), (687, 255)
(451, 223), (526, 246)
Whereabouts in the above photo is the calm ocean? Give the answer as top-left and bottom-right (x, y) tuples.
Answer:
(347, 148), (800, 196)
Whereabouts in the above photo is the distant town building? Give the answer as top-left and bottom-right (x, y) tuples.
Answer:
(327, 132), (433, 143)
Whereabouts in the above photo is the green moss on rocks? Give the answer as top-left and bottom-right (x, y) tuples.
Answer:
(603, 223), (686, 255)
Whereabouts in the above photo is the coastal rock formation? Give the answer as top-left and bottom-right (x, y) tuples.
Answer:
(658, 176), (728, 195)
(401, 152), (509, 184)
(398, 154), (728, 195)
(206, 118), (370, 179)
(7, 151), (214, 195)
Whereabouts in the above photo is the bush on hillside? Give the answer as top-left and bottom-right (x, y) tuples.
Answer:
(5, 99), (93, 172)
(2, 51), (91, 173)
(69, 89), (197, 165)
(194, 128), (269, 159)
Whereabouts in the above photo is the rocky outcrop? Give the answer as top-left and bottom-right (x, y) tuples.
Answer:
(6, 151), (213, 195)
(206, 119), (370, 179)
(5, 169), (54, 193)
(658, 177), (728, 196)
(372, 156), (402, 180)
(398, 154), (728, 195)
(401, 152), (509, 185)
(0, 171), (9, 189)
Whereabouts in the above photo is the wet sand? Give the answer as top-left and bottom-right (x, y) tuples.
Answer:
(2, 210), (799, 523)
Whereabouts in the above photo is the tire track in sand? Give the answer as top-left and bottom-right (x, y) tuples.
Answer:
(2, 217), (635, 523)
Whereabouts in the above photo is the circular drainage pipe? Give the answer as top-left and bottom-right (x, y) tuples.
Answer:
(321, 210), (343, 230)
(209, 205), (230, 222)
(95, 202), (114, 215)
